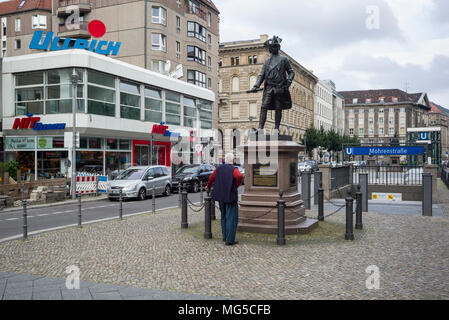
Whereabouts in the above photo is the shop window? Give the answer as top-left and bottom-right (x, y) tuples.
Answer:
(120, 80), (141, 120)
(183, 96), (197, 128)
(107, 138), (118, 150)
(89, 137), (103, 149)
(165, 90), (181, 125)
(119, 139), (131, 150)
(88, 70), (115, 88)
(106, 152), (131, 178)
(145, 87), (162, 123)
(77, 151), (103, 174)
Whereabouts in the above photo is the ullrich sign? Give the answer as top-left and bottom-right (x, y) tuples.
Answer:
(29, 20), (121, 56)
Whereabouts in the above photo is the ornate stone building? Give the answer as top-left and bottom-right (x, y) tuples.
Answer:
(218, 34), (317, 161)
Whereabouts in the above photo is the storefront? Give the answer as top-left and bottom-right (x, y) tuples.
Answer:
(1, 50), (215, 180)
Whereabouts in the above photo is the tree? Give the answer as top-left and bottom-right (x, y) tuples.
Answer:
(301, 127), (320, 158)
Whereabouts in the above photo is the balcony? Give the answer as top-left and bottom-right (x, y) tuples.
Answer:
(58, 21), (91, 39)
(57, 0), (92, 17)
(187, 4), (208, 21)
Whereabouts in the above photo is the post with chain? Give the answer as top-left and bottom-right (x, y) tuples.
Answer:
(152, 186), (156, 214)
(359, 173), (368, 212)
(314, 170), (322, 205)
(178, 183), (182, 208)
(422, 173), (432, 216)
(22, 198), (28, 240)
(200, 180), (203, 204)
(181, 189), (188, 228)
(119, 188), (123, 220)
(77, 193), (82, 228)
(277, 189), (286, 246)
(318, 182), (324, 221)
(204, 190), (212, 239)
(355, 185), (363, 229)
(345, 189), (354, 240)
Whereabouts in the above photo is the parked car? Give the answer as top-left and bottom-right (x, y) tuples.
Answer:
(107, 166), (172, 201)
(172, 164), (215, 193)
(298, 162), (311, 173)
(305, 160), (318, 171)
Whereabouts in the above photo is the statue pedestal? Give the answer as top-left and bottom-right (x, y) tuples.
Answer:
(238, 135), (318, 234)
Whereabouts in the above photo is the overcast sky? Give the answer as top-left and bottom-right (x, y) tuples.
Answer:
(215, 0), (449, 107)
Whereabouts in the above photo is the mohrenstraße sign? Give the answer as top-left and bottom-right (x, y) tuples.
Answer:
(345, 146), (424, 156)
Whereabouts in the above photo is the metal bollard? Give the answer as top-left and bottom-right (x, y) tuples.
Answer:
(200, 180), (203, 204)
(277, 189), (286, 246)
(204, 191), (212, 239)
(359, 173), (368, 212)
(355, 185), (363, 229)
(301, 171), (311, 210)
(210, 188), (216, 221)
(181, 190), (188, 228)
(119, 188), (123, 220)
(77, 193), (82, 228)
(314, 170), (322, 205)
(152, 186), (156, 214)
(22, 199), (28, 240)
(422, 173), (432, 216)
(318, 182), (324, 221)
(345, 190), (354, 240)
(178, 183), (182, 208)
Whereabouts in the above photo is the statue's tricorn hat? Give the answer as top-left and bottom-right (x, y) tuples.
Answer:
(264, 36), (282, 48)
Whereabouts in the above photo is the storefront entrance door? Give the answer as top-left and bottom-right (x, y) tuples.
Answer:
(135, 145), (150, 166)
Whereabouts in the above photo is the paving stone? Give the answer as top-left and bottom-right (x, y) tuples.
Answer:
(6, 280), (33, 289)
(61, 288), (93, 300)
(90, 291), (123, 300)
(88, 283), (125, 293)
(6, 274), (44, 282)
(3, 287), (32, 300)
(32, 289), (63, 300)
(118, 287), (154, 298)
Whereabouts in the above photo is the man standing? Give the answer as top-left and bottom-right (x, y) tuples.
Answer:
(206, 153), (243, 246)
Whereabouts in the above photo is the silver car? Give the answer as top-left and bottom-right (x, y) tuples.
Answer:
(107, 166), (172, 201)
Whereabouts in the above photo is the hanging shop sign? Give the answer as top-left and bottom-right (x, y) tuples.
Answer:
(29, 20), (121, 56)
(12, 114), (66, 131)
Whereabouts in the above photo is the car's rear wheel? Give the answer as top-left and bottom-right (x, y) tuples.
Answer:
(163, 184), (171, 196)
(138, 188), (146, 201)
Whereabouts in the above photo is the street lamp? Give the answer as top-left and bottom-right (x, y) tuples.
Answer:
(71, 69), (80, 199)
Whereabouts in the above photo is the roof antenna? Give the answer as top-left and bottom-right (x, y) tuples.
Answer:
(403, 81), (410, 93)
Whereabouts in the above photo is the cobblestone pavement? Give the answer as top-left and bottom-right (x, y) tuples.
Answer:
(0, 197), (448, 299)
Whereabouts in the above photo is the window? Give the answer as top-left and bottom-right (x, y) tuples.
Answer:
(165, 91), (181, 125)
(353, 98), (358, 104)
(369, 128), (374, 135)
(389, 117), (394, 125)
(400, 107), (405, 113)
(379, 108), (384, 114)
(15, 18), (20, 32)
(348, 109), (354, 115)
(400, 116), (405, 124)
(32, 15), (47, 29)
(400, 127), (405, 134)
(176, 16), (181, 32)
(187, 46), (206, 65)
(18, 0), (26, 8)
(232, 103), (239, 119)
(389, 127), (395, 135)
(208, 12), (211, 27)
(152, 6), (167, 25)
(176, 41), (181, 59)
(349, 118), (354, 125)
(379, 128), (384, 135)
(249, 102), (257, 118)
(15, 39), (21, 49)
(349, 128), (354, 135)
(15, 71), (44, 115)
(87, 70), (115, 117)
(144, 87), (162, 123)
(379, 117), (384, 124)
(249, 75), (257, 88)
(359, 128), (364, 135)
(152, 34), (166, 51)
(366, 98), (371, 103)
(46, 68), (84, 114)
(120, 81), (141, 120)
(207, 78), (211, 88)
(208, 34), (212, 48)
(187, 21), (206, 42)
(369, 118), (374, 125)
(152, 60), (167, 74)
(231, 57), (239, 66)
(187, 70), (206, 87)
(184, 97), (197, 128)
(199, 100), (212, 129)
(392, 97), (398, 103)
(232, 77), (239, 92)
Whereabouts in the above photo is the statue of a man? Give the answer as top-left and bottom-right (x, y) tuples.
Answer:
(250, 36), (295, 131)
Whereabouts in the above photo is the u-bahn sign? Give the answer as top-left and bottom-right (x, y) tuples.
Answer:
(345, 146), (424, 156)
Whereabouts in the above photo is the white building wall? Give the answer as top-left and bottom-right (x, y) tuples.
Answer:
(314, 80), (333, 131)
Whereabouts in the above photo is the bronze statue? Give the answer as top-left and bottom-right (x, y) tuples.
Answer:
(249, 36), (295, 131)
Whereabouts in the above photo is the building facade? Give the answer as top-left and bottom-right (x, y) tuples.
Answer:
(429, 102), (449, 161)
(2, 50), (214, 179)
(340, 89), (431, 165)
(322, 79), (344, 136)
(314, 80), (333, 131)
(218, 34), (317, 162)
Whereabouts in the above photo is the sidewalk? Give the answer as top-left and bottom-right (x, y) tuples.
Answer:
(0, 272), (226, 300)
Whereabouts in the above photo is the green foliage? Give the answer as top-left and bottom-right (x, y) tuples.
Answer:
(1, 161), (19, 180)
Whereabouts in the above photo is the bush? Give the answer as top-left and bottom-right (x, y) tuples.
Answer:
(0, 161), (19, 181)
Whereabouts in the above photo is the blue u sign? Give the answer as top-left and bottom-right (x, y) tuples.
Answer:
(418, 132), (429, 140)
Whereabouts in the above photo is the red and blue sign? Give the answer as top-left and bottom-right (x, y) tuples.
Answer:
(29, 20), (121, 56)
(152, 122), (180, 138)
(12, 113), (66, 131)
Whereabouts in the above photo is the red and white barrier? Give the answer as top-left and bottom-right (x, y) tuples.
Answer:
(75, 174), (99, 194)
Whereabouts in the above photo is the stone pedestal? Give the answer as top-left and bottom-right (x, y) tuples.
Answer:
(237, 135), (318, 234)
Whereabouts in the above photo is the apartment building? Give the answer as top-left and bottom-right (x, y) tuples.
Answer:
(314, 79), (333, 131)
(429, 102), (449, 161)
(218, 34), (317, 158)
